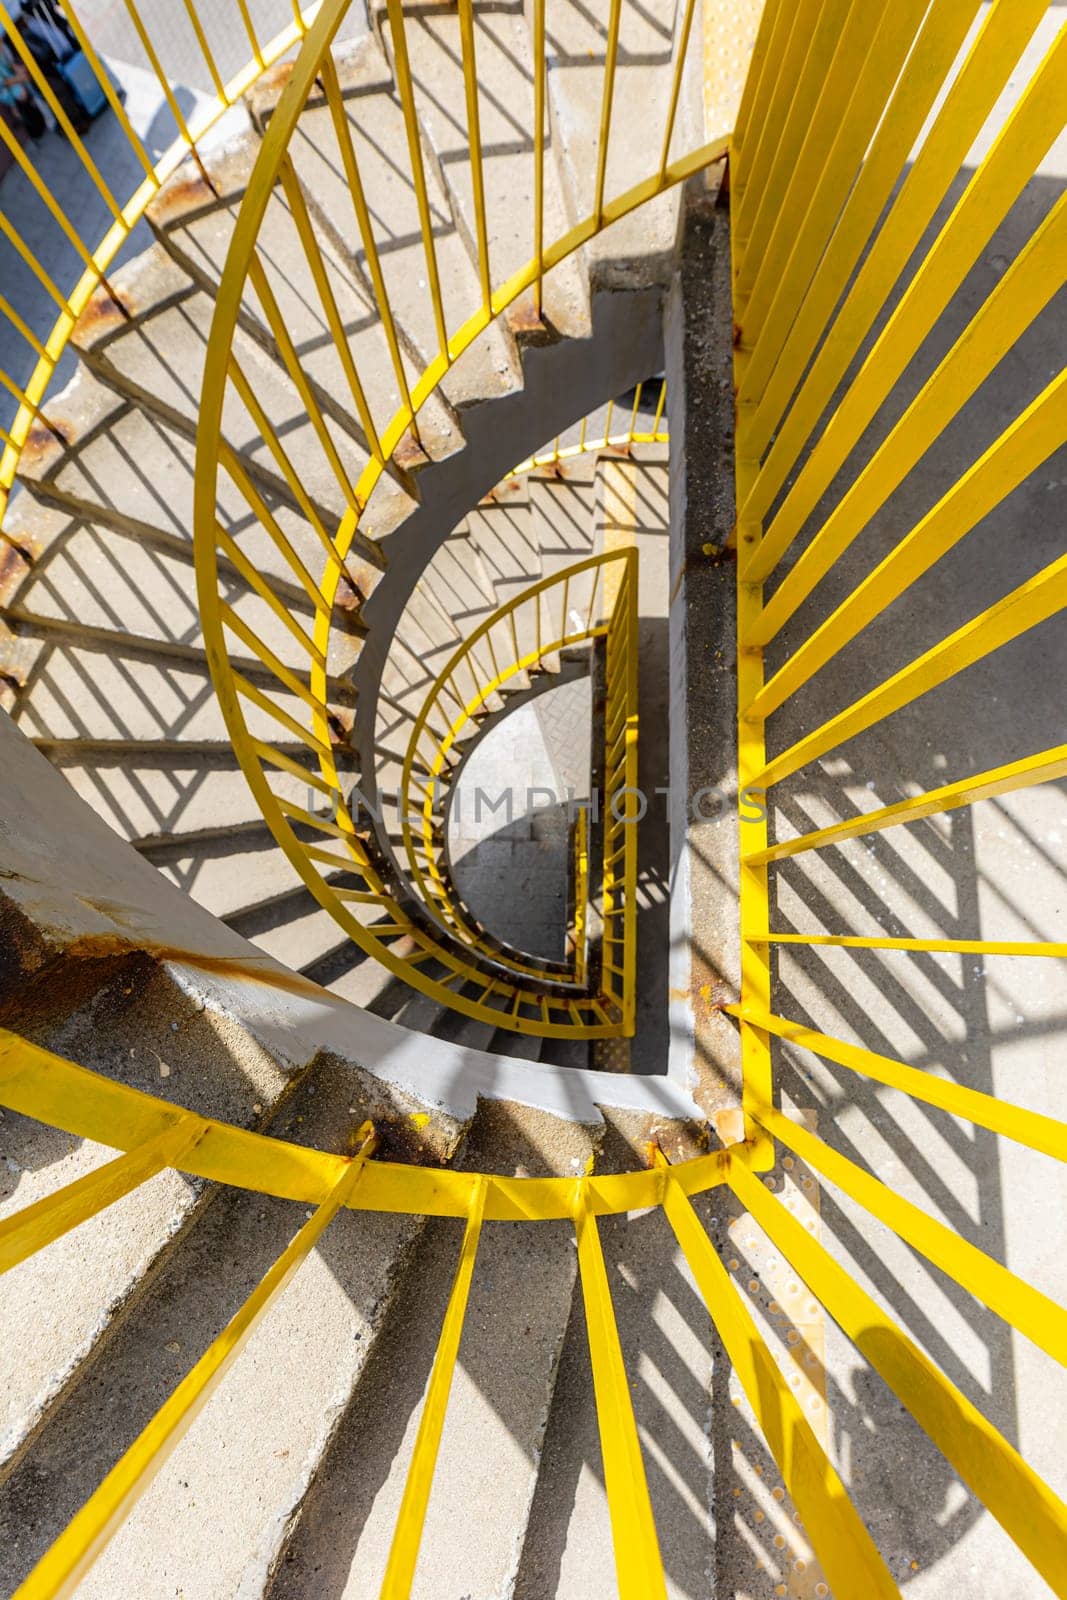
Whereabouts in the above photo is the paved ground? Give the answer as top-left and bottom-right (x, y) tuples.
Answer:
(0, 0), (367, 441)
(449, 679), (591, 963)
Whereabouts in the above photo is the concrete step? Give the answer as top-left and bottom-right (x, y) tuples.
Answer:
(377, 0), (591, 342)
(9, 372), (354, 608)
(0, 959), (308, 1478)
(144, 832), (316, 924)
(250, 35), (523, 420)
(530, 467), (600, 663)
(532, 0), (697, 290)
(146, 132), (464, 478)
(0, 1048), (468, 1599)
(8, 638), (323, 751)
(70, 243), (412, 557)
(512, 1196), (717, 1600)
(263, 1102), (598, 1598)
(37, 751), (309, 850)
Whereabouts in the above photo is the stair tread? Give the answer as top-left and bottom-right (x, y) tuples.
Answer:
(147, 133), (464, 473)
(269, 34), (522, 416)
(0, 966), (296, 1476)
(380, 0), (590, 341)
(265, 1106), (597, 1599)
(72, 243), (414, 543)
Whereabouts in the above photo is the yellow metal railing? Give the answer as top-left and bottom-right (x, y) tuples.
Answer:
(11, 964), (1067, 1598)
(0, 0), (321, 534)
(399, 550), (637, 1012)
(4, 0), (1067, 1595)
(191, 0), (723, 1034)
(506, 377), (668, 478)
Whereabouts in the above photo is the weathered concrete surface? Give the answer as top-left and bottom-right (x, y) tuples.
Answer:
(265, 1100), (599, 1600)
(0, 1057), (466, 1598)
(664, 180), (742, 1121)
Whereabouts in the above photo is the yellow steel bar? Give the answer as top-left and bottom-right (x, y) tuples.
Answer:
(181, 0), (227, 100)
(246, 254), (359, 512)
(658, 0), (698, 177)
(0, 1119), (203, 1274)
(735, 1008), (1067, 1171)
(574, 1185), (667, 1600)
(730, 0), (784, 165)
(457, 0), (491, 311)
(747, 742), (1067, 863)
(741, 0), (1054, 528)
(734, 143), (773, 1176)
(386, 0), (448, 355)
(532, 0), (546, 315)
(380, 1177), (487, 1599)
(225, 359), (345, 570)
(215, 530), (325, 666)
(651, 377), (667, 437)
(740, 0), (926, 337)
(755, 550), (1067, 792)
(220, 602), (320, 713)
(0, 211), (71, 310)
(743, 17), (1067, 584)
(0, 116), (104, 273)
(728, 1152), (1067, 1597)
(56, 0), (156, 180)
(659, 1166), (898, 1599)
(748, 207), (1067, 660)
(0, 3), (123, 221)
(0, 295), (47, 361)
(0, 365), (38, 410)
(573, 806), (589, 986)
(766, 933), (1067, 959)
(252, 738), (334, 798)
(319, 52), (418, 437)
(736, 0), (982, 427)
(733, 0), (852, 283)
(234, 0), (265, 68)
(627, 382), (642, 441)
(15, 1127), (378, 1600)
(216, 462), (326, 609)
(233, 672), (333, 761)
(120, 0), (197, 148)
(749, 365), (1067, 715)
(278, 156), (384, 461)
(593, 0), (624, 227)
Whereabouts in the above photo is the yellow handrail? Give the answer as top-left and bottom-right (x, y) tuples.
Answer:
(398, 550), (637, 1014)
(0, 0), (327, 539)
(191, 0), (726, 1036)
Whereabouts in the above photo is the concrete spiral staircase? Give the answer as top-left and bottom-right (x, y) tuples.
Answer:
(0, 8), (719, 1596)
(0, 11), (685, 1049)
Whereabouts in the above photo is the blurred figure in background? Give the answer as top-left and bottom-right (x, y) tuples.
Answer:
(0, 29), (46, 141)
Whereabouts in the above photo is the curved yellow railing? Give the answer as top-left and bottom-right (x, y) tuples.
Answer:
(191, 0), (724, 1033)
(506, 375), (668, 478)
(398, 551), (636, 1004)
(0, 0), (324, 535)
(6, 1), (1067, 1595)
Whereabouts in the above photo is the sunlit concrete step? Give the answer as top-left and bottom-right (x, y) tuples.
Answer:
(36, 752), (306, 851)
(70, 244), (411, 557)
(0, 958), (306, 1481)
(513, 1198), (716, 1600)
(9, 373), (349, 608)
(146, 131), (464, 479)
(250, 34), (522, 420)
(0, 1052), (468, 1600)
(264, 1103), (597, 1599)
(378, 0), (591, 342)
(9, 640), (321, 751)
(531, 0), (697, 289)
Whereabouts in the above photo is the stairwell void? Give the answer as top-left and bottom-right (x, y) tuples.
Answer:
(1, 0), (1066, 1596)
